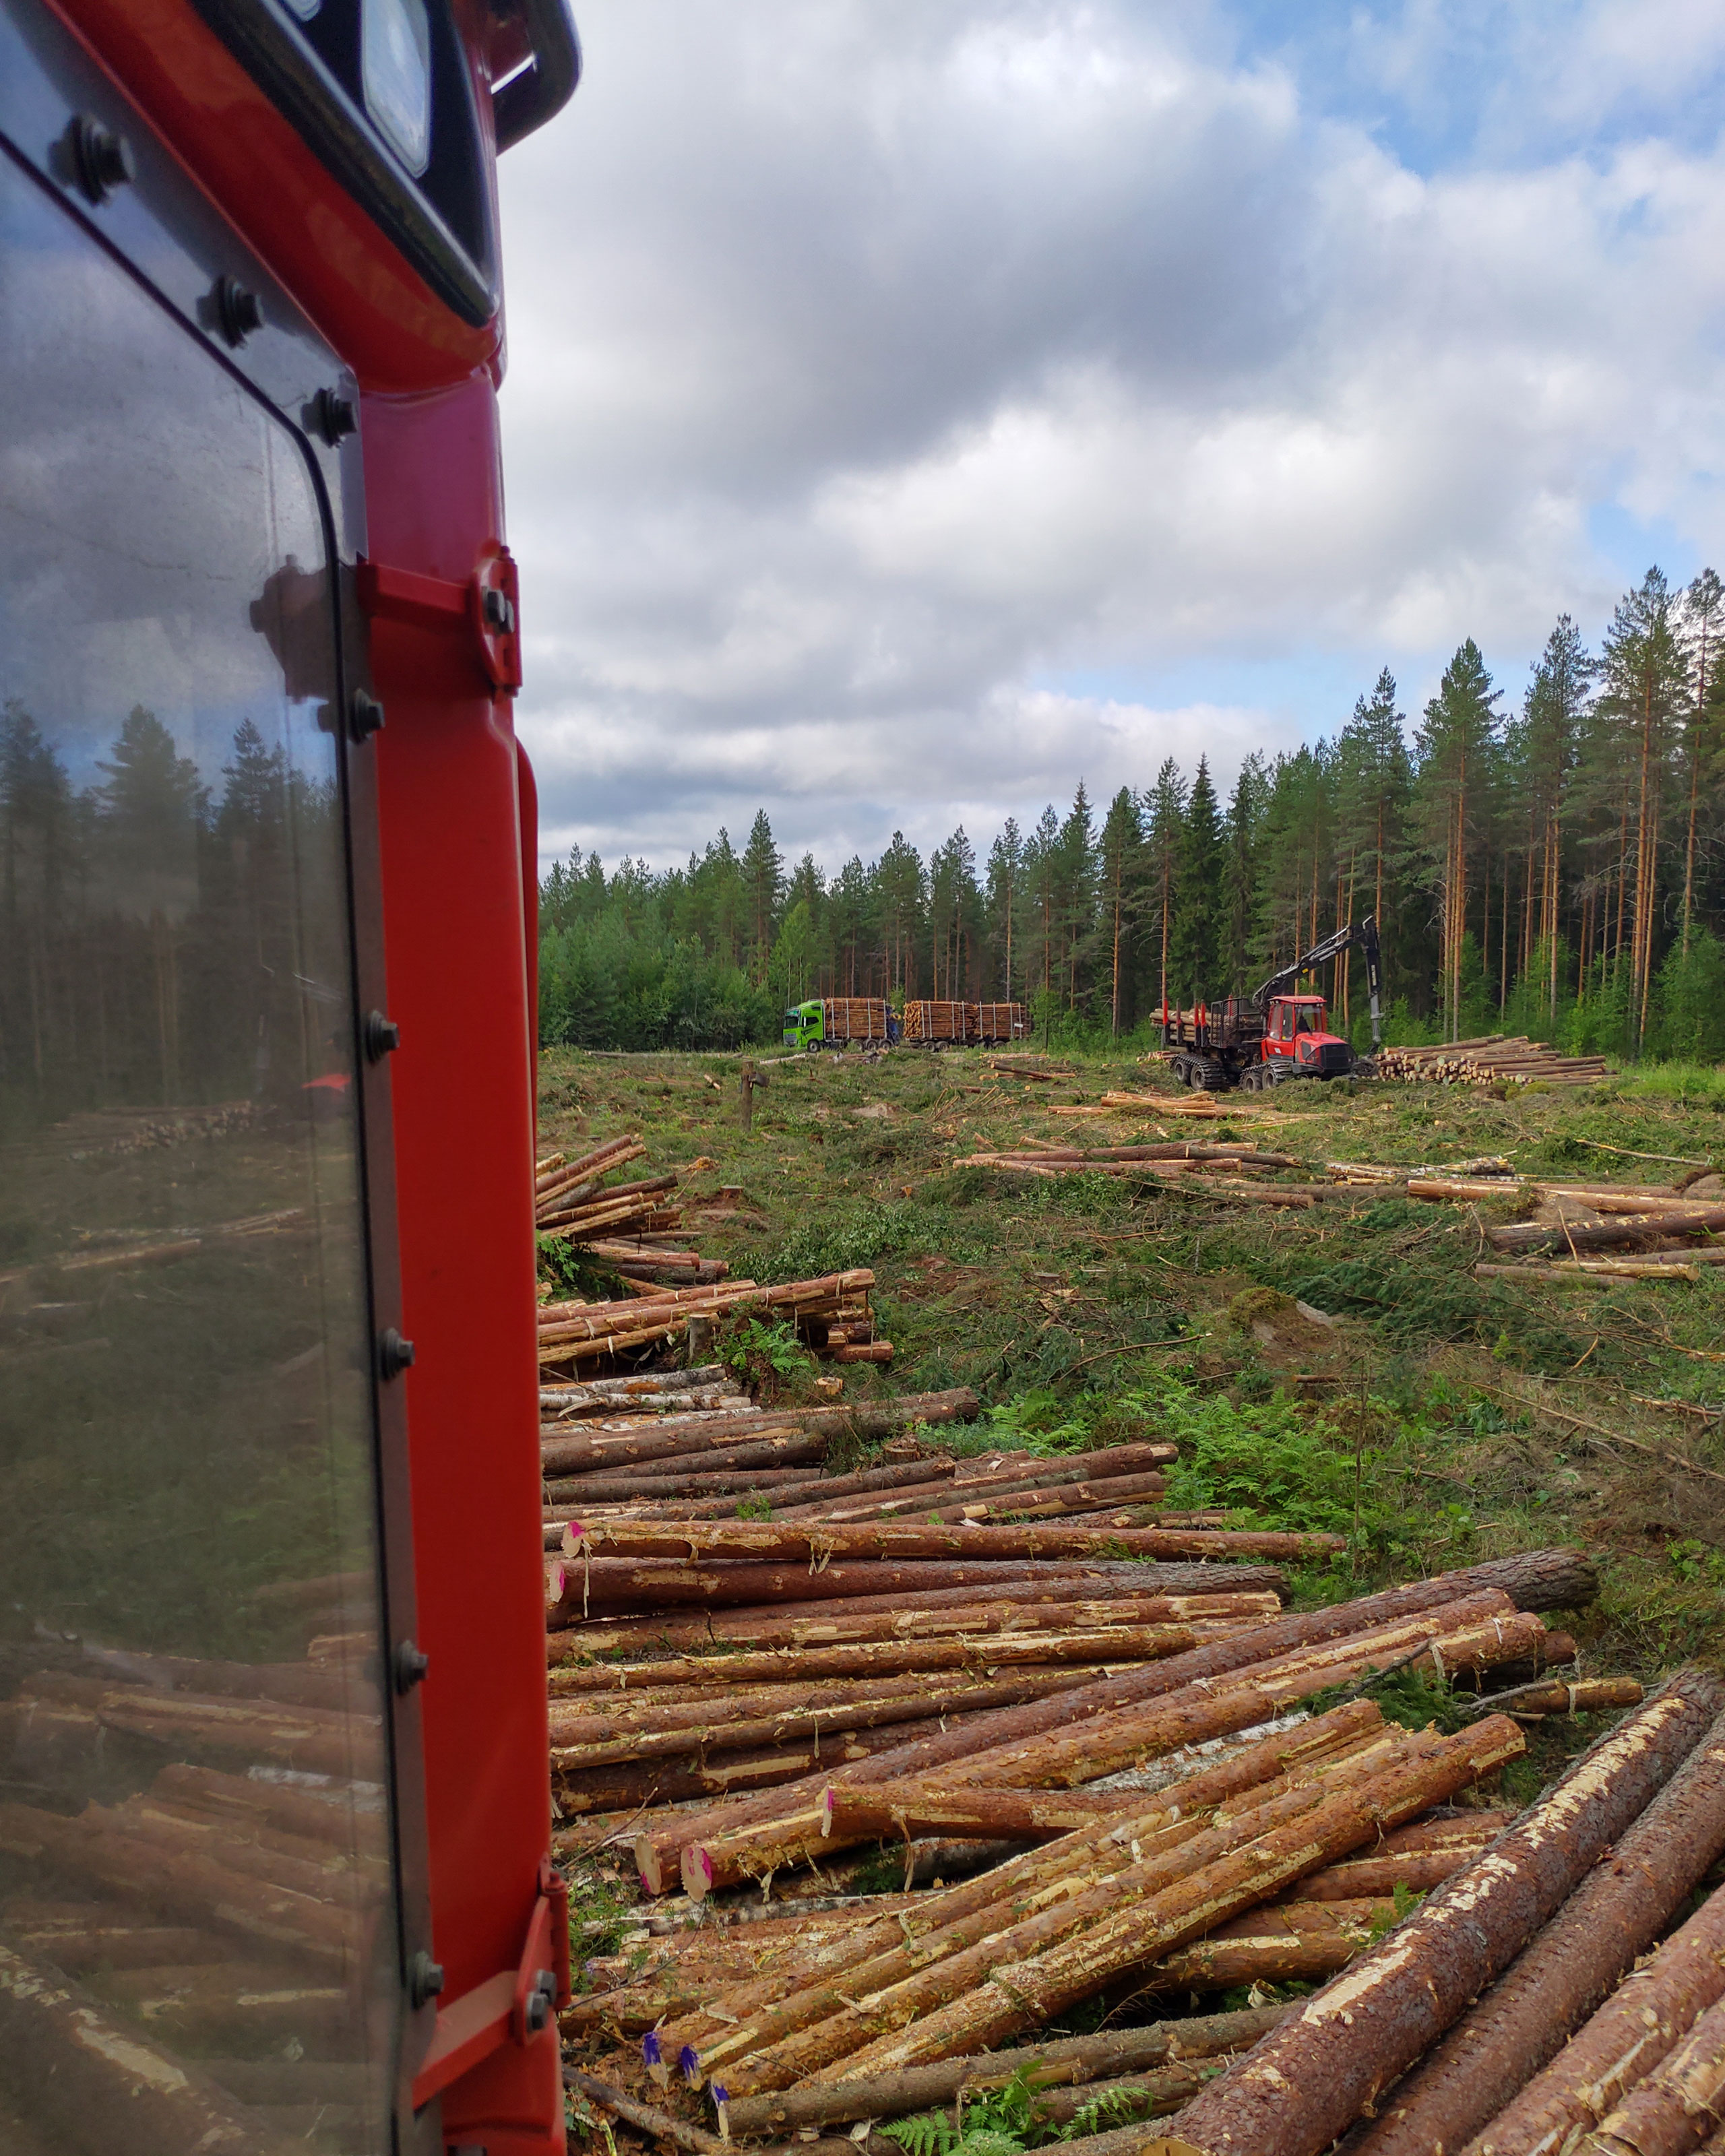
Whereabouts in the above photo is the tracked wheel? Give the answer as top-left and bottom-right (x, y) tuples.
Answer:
(1191, 1055), (1229, 1091)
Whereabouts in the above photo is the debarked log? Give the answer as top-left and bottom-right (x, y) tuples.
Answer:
(1166, 1670), (1725, 2156)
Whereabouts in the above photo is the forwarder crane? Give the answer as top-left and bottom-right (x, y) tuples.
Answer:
(1162, 917), (1384, 1092)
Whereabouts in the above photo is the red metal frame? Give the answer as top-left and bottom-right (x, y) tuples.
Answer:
(40, 0), (564, 2145)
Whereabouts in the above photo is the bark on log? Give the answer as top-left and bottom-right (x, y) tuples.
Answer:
(542, 1428), (814, 1476)
(0, 1933), (306, 2156)
(933, 1602), (1546, 1790)
(1407, 1745), (1725, 2156)
(784, 1719), (1524, 2087)
(548, 1666), (1101, 1771)
(820, 1785), (1141, 1843)
(557, 1715), (953, 1817)
(548, 1556), (1179, 1623)
(548, 1588), (1284, 1658)
(1487, 1206), (1725, 1253)
(1167, 1672), (1725, 2156)
(720, 2004), (1292, 2135)
(660, 1705), (1387, 2064)
(635, 1579), (1534, 1890)
(561, 1520), (1346, 1564)
(566, 2068), (729, 2156)
(548, 1623), (1235, 1695)
(689, 1717), (1417, 2090)
(1146, 1899), (1393, 1992)
(1572, 1994), (1725, 2155)
(150, 1763), (379, 1848)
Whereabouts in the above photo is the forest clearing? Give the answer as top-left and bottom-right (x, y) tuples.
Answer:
(544, 1042), (1725, 2156)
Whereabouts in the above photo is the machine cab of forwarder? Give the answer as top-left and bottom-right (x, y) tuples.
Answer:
(0, 0), (577, 2149)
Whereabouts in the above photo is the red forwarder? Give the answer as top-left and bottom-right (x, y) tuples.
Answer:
(0, 0), (577, 2149)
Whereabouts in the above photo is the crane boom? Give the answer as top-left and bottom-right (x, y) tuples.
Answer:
(1254, 916), (1383, 1049)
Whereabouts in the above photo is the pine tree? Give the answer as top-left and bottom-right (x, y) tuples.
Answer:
(1594, 570), (1687, 1045)
(1517, 619), (1591, 1021)
(984, 819), (1024, 997)
(1414, 642), (1503, 1040)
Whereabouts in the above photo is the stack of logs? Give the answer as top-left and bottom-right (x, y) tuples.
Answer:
(538, 1381), (989, 1544)
(1376, 1035), (1610, 1087)
(538, 1269), (892, 1377)
(538, 1136), (685, 1246)
(558, 1548), (1677, 2156)
(954, 1141), (1324, 1207)
(1329, 1161), (1725, 1277)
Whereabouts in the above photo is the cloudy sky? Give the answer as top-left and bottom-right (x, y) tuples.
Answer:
(497, 1), (1725, 880)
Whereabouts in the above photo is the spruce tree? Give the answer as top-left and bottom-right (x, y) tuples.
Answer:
(1170, 757), (1224, 1006)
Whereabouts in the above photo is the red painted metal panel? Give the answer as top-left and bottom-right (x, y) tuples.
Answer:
(364, 375), (555, 2149)
(39, 0), (500, 388)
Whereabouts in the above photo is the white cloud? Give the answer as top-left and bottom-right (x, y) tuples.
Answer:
(497, 1), (1725, 877)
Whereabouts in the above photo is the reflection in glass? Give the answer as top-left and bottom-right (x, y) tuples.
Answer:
(0, 156), (398, 2150)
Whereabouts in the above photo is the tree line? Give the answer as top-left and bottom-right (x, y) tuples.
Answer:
(539, 567), (1725, 1060)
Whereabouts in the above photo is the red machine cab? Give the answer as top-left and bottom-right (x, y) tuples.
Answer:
(0, 0), (575, 2147)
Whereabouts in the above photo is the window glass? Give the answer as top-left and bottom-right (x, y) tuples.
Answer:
(0, 156), (398, 2151)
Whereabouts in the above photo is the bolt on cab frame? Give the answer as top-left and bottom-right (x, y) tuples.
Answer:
(0, 0), (575, 2148)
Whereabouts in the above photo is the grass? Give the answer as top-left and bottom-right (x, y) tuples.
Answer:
(536, 1039), (1725, 1679)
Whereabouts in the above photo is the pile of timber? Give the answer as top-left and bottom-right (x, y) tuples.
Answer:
(536, 1135), (686, 1248)
(542, 1416), (1209, 1540)
(557, 1549), (1683, 2156)
(538, 1383), (990, 1539)
(1377, 1035), (1610, 1087)
(1385, 1168), (1725, 1263)
(537, 1268), (891, 1374)
(953, 1141), (1321, 1205)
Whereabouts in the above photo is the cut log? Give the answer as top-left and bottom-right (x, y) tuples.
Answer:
(0, 1933), (307, 2156)
(556, 1715), (953, 1816)
(686, 1713), (1412, 2089)
(1571, 1993), (1725, 2152)
(718, 2002), (1292, 2136)
(633, 1569), (1570, 1890)
(1487, 1206), (1725, 1253)
(548, 1666), (1103, 1771)
(1146, 1898), (1393, 1992)
(781, 1717), (1525, 2085)
(547, 1588), (1284, 1657)
(1371, 1724), (1725, 2155)
(1166, 1670), (1725, 2156)
(561, 1520), (1346, 1563)
(548, 1623), (1238, 1694)
(547, 1556), (1208, 1623)
(0, 1803), (365, 1969)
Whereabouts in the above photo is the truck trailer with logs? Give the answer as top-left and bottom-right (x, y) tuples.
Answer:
(1160, 916), (1385, 1091)
(783, 999), (1029, 1050)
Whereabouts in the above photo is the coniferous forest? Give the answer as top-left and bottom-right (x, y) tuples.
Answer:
(539, 572), (1725, 1061)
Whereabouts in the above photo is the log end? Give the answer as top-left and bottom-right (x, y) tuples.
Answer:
(681, 1841), (715, 1902)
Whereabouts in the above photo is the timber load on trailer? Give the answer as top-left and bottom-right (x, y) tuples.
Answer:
(903, 1000), (974, 1044)
(974, 1001), (1030, 1043)
(1162, 917), (1385, 1092)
